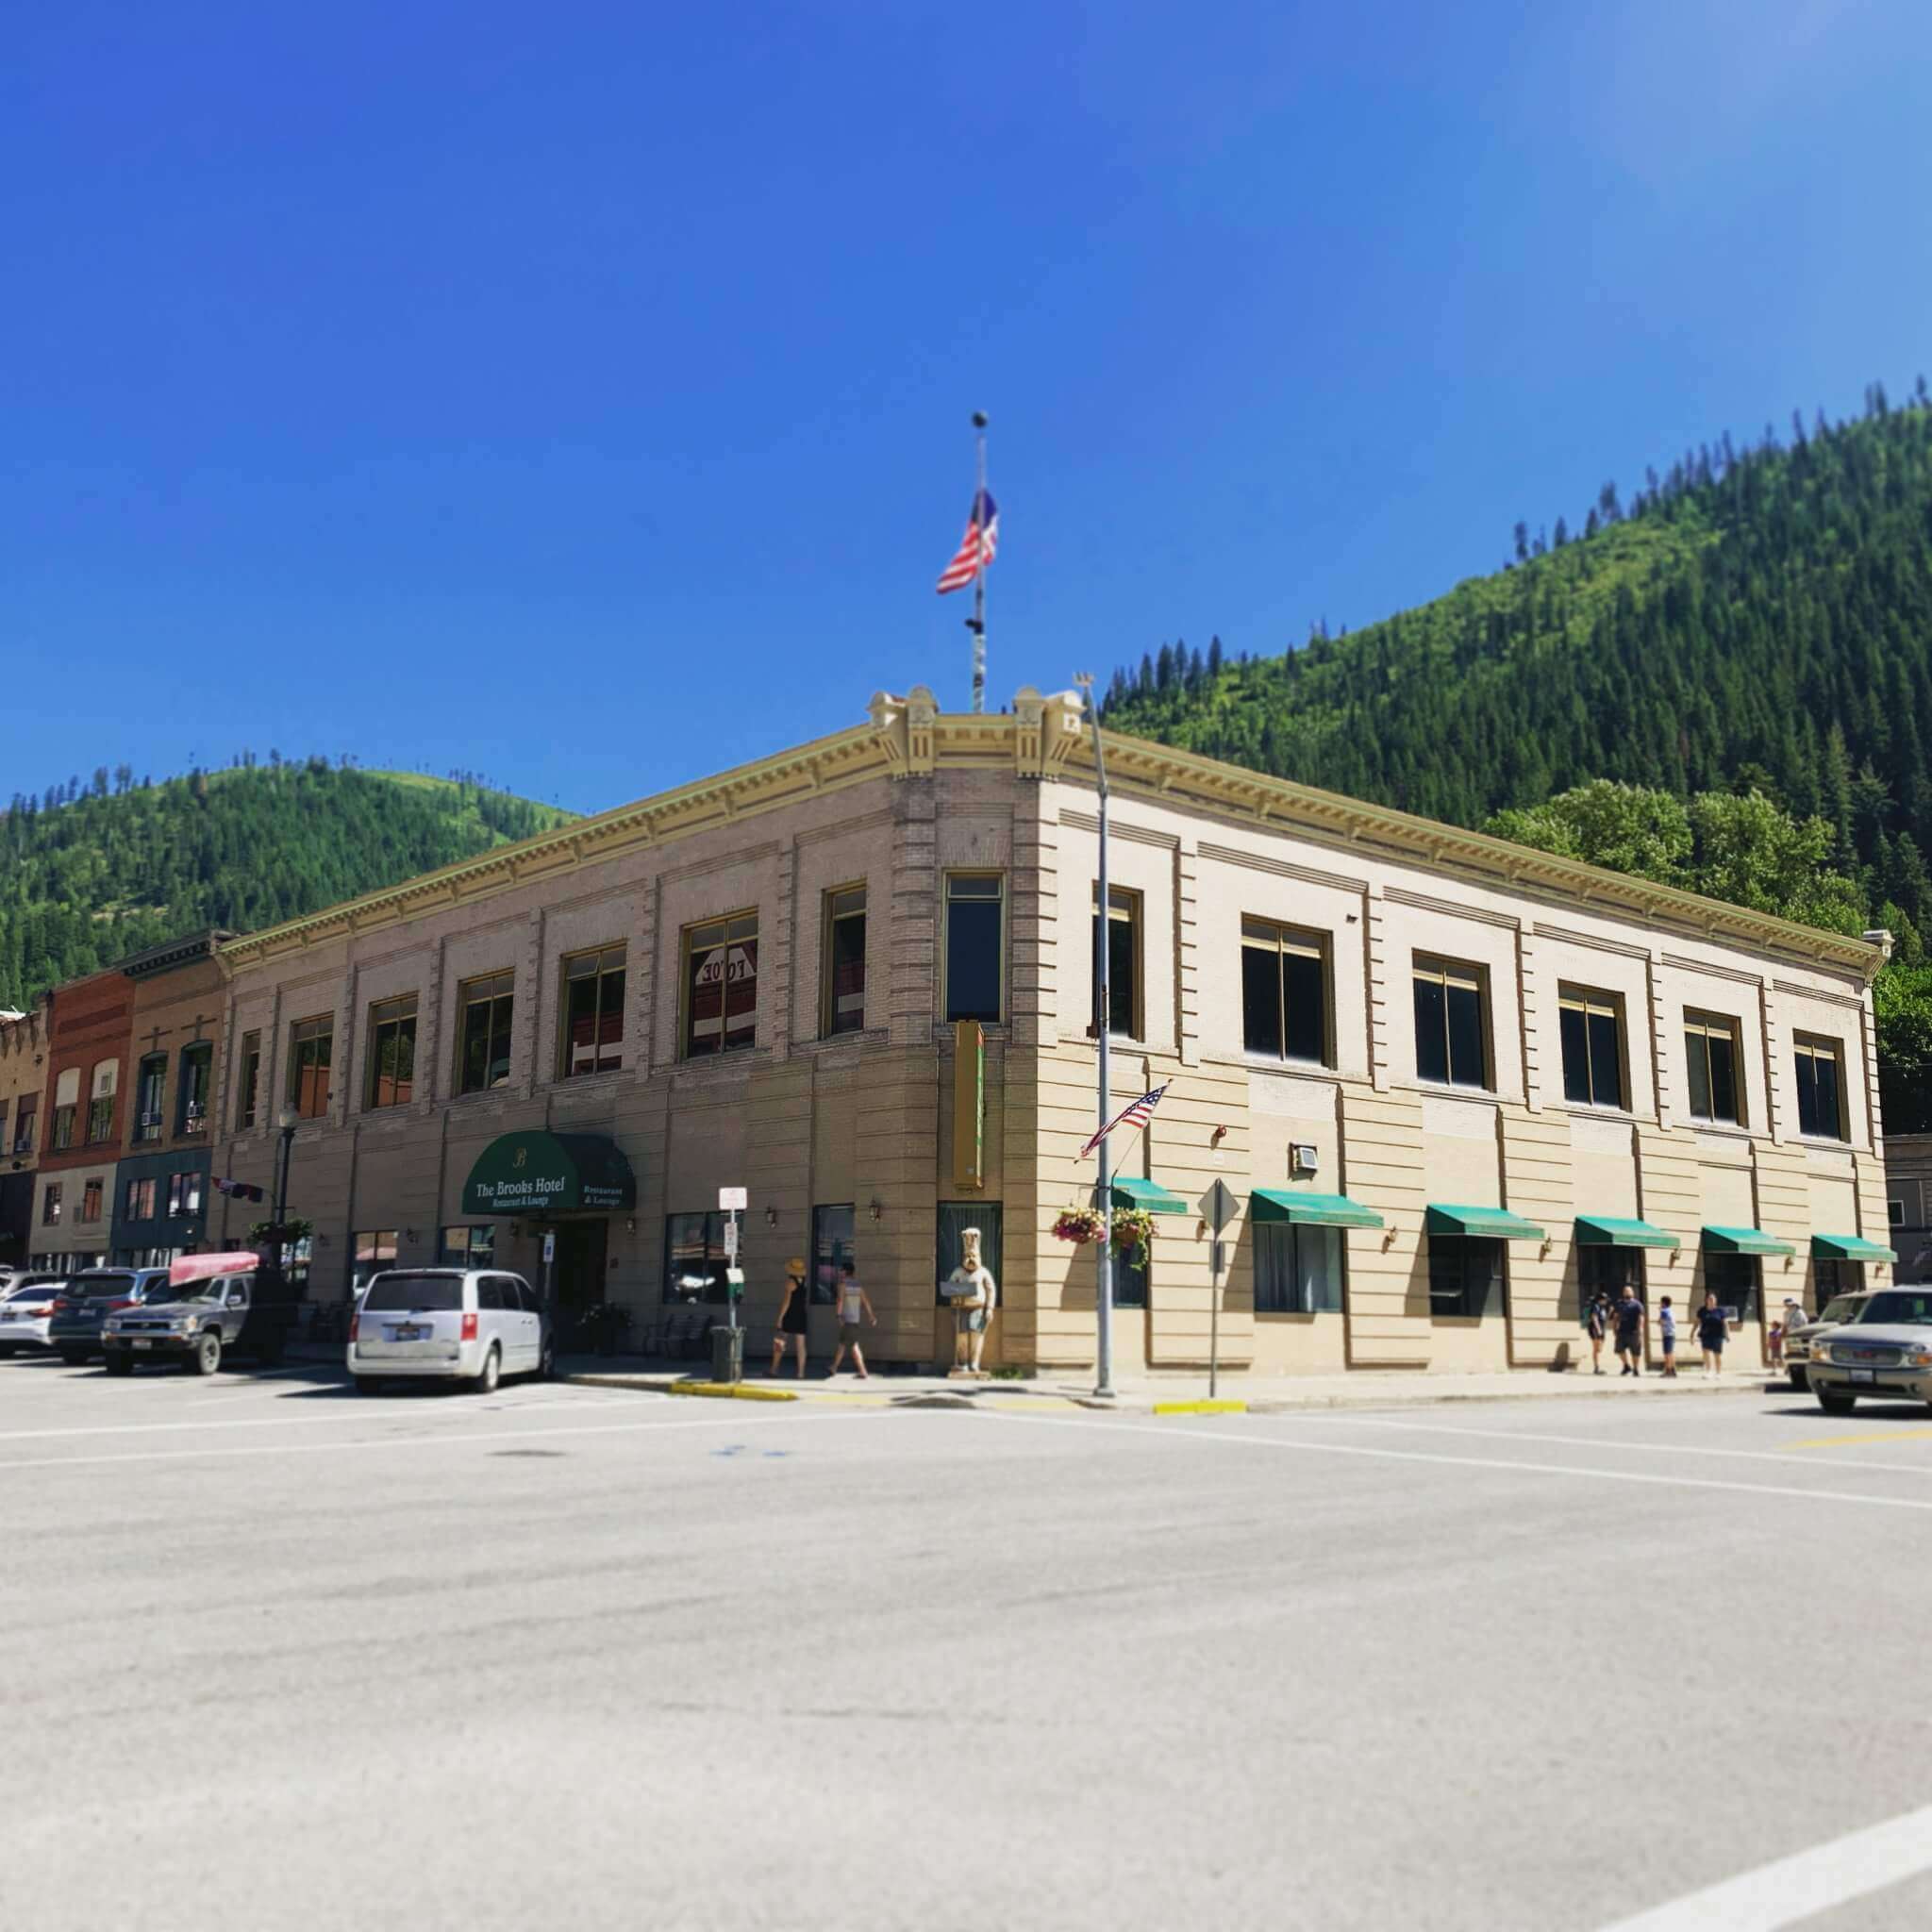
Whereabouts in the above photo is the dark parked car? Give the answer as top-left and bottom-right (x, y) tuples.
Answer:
(48, 1268), (175, 1364)
(102, 1254), (296, 1375)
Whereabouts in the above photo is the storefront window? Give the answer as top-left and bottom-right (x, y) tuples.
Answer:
(664, 1210), (731, 1302)
(683, 916), (757, 1058)
(1256, 1223), (1343, 1313)
(457, 973), (515, 1093)
(438, 1224), (498, 1268)
(812, 1204), (856, 1307)
(353, 1230), (399, 1291)
(1429, 1236), (1504, 1318)
(1704, 1252), (1759, 1322)
(561, 946), (626, 1076)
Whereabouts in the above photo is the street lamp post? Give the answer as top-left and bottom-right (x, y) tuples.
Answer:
(272, 1105), (299, 1281)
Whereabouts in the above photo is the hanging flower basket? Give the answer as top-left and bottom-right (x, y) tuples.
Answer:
(1109, 1208), (1157, 1272)
(1052, 1207), (1108, 1246)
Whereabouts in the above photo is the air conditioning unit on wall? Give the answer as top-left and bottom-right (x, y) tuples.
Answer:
(1291, 1143), (1318, 1177)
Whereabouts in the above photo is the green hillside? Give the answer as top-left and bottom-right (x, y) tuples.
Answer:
(0, 762), (575, 1009)
(1102, 382), (1932, 1124)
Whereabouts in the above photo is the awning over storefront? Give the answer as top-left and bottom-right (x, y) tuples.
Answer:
(1251, 1189), (1385, 1230)
(1575, 1215), (1680, 1251)
(1700, 1224), (1794, 1257)
(1110, 1176), (1191, 1215)
(1810, 1232), (1896, 1264)
(1425, 1203), (1546, 1241)
(460, 1131), (637, 1217)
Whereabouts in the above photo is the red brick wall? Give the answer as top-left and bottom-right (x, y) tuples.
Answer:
(41, 971), (134, 1174)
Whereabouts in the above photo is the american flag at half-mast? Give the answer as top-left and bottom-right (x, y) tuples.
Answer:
(1078, 1084), (1169, 1158)
(936, 489), (999, 593)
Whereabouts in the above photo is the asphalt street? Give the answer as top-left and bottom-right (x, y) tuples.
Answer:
(5, 1355), (1932, 1932)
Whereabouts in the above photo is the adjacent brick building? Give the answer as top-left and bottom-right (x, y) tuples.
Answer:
(32, 969), (134, 1268)
(0, 1002), (49, 1266)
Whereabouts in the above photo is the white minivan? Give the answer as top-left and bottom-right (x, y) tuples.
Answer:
(348, 1269), (551, 1394)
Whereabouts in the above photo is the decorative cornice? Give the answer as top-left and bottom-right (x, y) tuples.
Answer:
(215, 691), (1889, 985)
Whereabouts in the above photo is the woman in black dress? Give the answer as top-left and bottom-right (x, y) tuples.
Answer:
(769, 1257), (810, 1378)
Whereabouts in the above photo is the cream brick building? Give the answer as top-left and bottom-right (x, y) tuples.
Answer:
(203, 687), (1894, 1374)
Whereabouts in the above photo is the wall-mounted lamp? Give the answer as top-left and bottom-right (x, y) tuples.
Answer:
(625, 1217), (637, 1236)
(1210, 1124), (1228, 1146)
(869, 1197), (885, 1223)
(403, 1228), (420, 1243)
(765, 1206), (778, 1228)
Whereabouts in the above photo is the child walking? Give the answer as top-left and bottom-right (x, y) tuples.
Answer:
(1657, 1295), (1678, 1378)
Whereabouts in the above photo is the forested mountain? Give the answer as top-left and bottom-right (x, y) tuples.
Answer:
(1101, 382), (1932, 1126)
(0, 762), (574, 1010)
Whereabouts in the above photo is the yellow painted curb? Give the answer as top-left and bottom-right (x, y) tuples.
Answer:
(666, 1381), (799, 1402)
(1152, 1399), (1248, 1416)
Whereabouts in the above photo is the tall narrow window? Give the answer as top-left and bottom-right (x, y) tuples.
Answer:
(135, 1053), (167, 1143)
(683, 918), (756, 1058)
(51, 1069), (78, 1151)
(353, 1230), (399, 1290)
(80, 1179), (103, 1224)
(1091, 886), (1142, 1040)
(1428, 1236), (1504, 1317)
(943, 874), (1003, 1024)
(456, 972), (515, 1094)
(168, 1170), (204, 1217)
(664, 1210), (731, 1302)
(365, 995), (418, 1108)
(1241, 918), (1328, 1063)
(1704, 1252), (1760, 1322)
(1558, 987), (1625, 1108)
(235, 1031), (261, 1130)
(1256, 1223), (1344, 1313)
(86, 1059), (118, 1144)
(1684, 1012), (1742, 1124)
(812, 1204), (856, 1307)
(178, 1042), (212, 1136)
(822, 888), (867, 1037)
(1793, 1035), (1846, 1141)
(560, 945), (627, 1076)
(1414, 958), (1490, 1090)
(12, 1092), (36, 1155)
(288, 1016), (334, 1119)
(42, 1182), (62, 1226)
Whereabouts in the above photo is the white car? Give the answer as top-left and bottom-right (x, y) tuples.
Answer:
(0, 1274), (71, 1357)
(347, 1268), (551, 1394)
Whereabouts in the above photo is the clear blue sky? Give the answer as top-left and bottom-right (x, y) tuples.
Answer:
(7, 2), (1930, 813)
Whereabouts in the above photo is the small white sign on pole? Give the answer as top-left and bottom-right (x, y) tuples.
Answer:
(718, 1186), (749, 1212)
(724, 1219), (739, 1260)
(542, 1231), (556, 1264)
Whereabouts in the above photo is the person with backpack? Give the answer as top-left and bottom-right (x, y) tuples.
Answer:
(825, 1261), (874, 1379)
(1586, 1292), (1610, 1374)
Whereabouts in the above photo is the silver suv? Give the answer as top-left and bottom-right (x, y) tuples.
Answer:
(349, 1269), (551, 1395)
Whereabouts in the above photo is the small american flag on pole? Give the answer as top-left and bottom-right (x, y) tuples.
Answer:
(1078, 1084), (1169, 1158)
(936, 489), (999, 593)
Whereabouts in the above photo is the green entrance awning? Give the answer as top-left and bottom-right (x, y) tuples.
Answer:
(1701, 1224), (1794, 1258)
(1575, 1215), (1681, 1251)
(460, 1130), (637, 1217)
(1425, 1203), (1546, 1241)
(1251, 1189), (1385, 1231)
(1111, 1176), (1191, 1216)
(1810, 1232), (1897, 1264)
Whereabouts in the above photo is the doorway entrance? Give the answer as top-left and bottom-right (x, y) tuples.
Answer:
(550, 1219), (609, 1318)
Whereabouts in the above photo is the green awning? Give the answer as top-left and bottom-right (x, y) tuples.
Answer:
(1425, 1203), (1546, 1241)
(1575, 1215), (1681, 1251)
(1810, 1232), (1897, 1264)
(1111, 1176), (1191, 1216)
(460, 1130), (637, 1216)
(1700, 1224), (1795, 1258)
(1251, 1189), (1385, 1231)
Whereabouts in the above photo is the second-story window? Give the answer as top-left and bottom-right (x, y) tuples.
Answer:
(51, 1069), (78, 1151)
(1414, 957), (1490, 1091)
(1558, 987), (1625, 1109)
(943, 874), (1003, 1024)
(365, 996), (417, 1109)
(1091, 886), (1142, 1040)
(80, 1179), (103, 1224)
(289, 1015), (334, 1120)
(1241, 917), (1328, 1063)
(1794, 1035), (1846, 1141)
(43, 1181), (61, 1226)
(822, 887), (867, 1037)
(135, 1054), (167, 1143)
(178, 1042), (212, 1136)
(235, 1031), (261, 1130)
(561, 945), (627, 1075)
(684, 918), (756, 1058)
(457, 972), (515, 1093)
(11, 1092), (36, 1155)
(86, 1059), (117, 1144)
(1684, 1011), (1742, 1125)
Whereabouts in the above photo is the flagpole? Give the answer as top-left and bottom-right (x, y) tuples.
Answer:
(969, 410), (988, 714)
(1075, 673), (1115, 1399)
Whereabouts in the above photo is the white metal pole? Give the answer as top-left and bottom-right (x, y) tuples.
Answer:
(970, 410), (989, 714)
(1078, 675), (1115, 1399)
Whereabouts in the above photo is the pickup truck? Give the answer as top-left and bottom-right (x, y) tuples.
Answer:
(101, 1253), (295, 1376)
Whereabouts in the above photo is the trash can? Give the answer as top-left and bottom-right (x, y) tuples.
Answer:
(709, 1323), (744, 1384)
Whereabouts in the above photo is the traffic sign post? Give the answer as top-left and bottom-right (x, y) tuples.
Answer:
(1200, 1180), (1238, 1399)
(718, 1187), (747, 1333)
(541, 1229), (556, 1311)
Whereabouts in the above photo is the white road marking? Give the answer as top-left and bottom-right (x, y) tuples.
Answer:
(984, 1409), (1932, 1512)
(1307, 1412), (1932, 1477)
(0, 1404), (883, 1472)
(0, 1392), (630, 1444)
(1595, 1799), (1932, 1929)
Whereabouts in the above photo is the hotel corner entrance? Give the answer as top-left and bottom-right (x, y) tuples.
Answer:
(548, 1217), (609, 1322)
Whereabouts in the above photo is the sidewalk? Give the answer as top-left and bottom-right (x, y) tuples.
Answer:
(562, 1358), (1792, 1415)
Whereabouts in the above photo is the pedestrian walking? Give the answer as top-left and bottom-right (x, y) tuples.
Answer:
(1657, 1295), (1678, 1378)
(1613, 1283), (1645, 1375)
(769, 1257), (810, 1378)
(1695, 1289), (1732, 1378)
(826, 1261), (874, 1379)
(1586, 1292), (1610, 1374)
